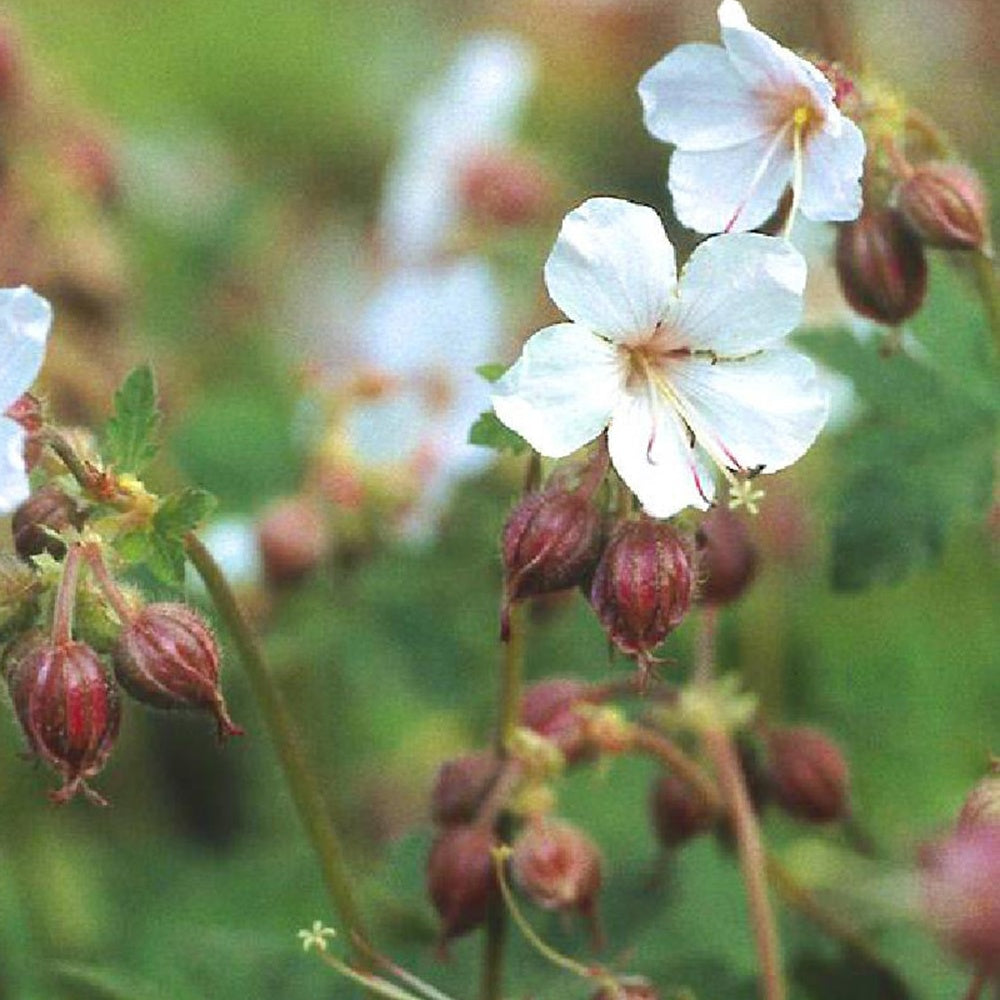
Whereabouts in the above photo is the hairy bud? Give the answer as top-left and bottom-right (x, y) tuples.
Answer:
(835, 208), (927, 325)
(113, 603), (243, 740)
(519, 678), (595, 764)
(589, 517), (692, 673)
(430, 751), (503, 827)
(12, 485), (87, 561)
(426, 824), (499, 945)
(897, 162), (988, 251)
(768, 726), (849, 823)
(695, 507), (758, 606)
(7, 638), (120, 804)
(957, 762), (1000, 830)
(256, 495), (330, 585)
(649, 774), (716, 848)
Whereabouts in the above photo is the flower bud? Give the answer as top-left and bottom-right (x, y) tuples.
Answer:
(589, 517), (693, 672)
(113, 602), (243, 740)
(921, 824), (1000, 972)
(896, 162), (988, 251)
(768, 726), (849, 823)
(835, 208), (927, 324)
(459, 150), (552, 228)
(256, 495), (330, 585)
(519, 678), (594, 764)
(6, 638), (120, 804)
(430, 751), (502, 827)
(511, 818), (602, 920)
(4, 393), (43, 471)
(502, 487), (605, 609)
(426, 824), (499, 945)
(957, 762), (1000, 830)
(12, 485), (87, 561)
(695, 507), (758, 606)
(591, 979), (660, 1000)
(649, 774), (716, 848)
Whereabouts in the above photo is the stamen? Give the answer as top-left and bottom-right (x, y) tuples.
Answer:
(724, 118), (794, 233)
(782, 107), (810, 241)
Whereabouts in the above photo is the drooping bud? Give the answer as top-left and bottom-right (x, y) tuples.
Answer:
(649, 774), (716, 848)
(957, 761), (1000, 830)
(6, 638), (120, 804)
(430, 751), (503, 827)
(256, 495), (330, 585)
(589, 517), (693, 676)
(113, 602), (243, 740)
(591, 978), (661, 1000)
(426, 824), (499, 946)
(511, 818), (602, 926)
(459, 150), (552, 228)
(896, 162), (988, 252)
(920, 824), (1000, 972)
(695, 507), (758, 606)
(768, 726), (849, 823)
(519, 678), (594, 764)
(12, 485), (87, 561)
(835, 208), (927, 325)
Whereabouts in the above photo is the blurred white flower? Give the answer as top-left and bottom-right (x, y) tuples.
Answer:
(0, 287), (52, 513)
(379, 34), (535, 262)
(492, 198), (827, 518)
(639, 0), (865, 234)
(197, 516), (261, 588)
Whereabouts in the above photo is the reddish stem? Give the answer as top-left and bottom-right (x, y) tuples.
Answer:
(82, 544), (136, 625)
(51, 545), (82, 646)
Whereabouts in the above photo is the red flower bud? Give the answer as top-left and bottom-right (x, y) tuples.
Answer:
(921, 824), (1000, 972)
(519, 677), (594, 764)
(649, 774), (716, 848)
(589, 517), (693, 675)
(4, 392), (43, 471)
(256, 495), (330, 585)
(430, 751), (502, 827)
(591, 979), (660, 1000)
(768, 726), (849, 823)
(6, 638), (120, 804)
(896, 162), (988, 251)
(957, 763), (1000, 831)
(511, 818), (602, 922)
(695, 507), (758, 607)
(113, 603), (243, 740)
(835, 208), (927, 325)
(12, 485), (87, 561)
(427, 824), (499, 946)
(459, 150), (553, 228)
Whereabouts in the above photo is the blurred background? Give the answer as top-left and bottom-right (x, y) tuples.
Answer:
(0, 1), (996, 998)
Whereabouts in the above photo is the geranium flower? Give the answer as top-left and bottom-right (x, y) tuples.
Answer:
(1, 286), (52, 513)
(491, 198), (827, 518)
(638, 0), (865, 234)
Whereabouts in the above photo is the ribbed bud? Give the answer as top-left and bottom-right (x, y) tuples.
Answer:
(897, 162), (988, 251)
(589, 517), (692, 672)
(256, 495), (330, 585)
(957, 763), (1000, 830)
(6, 638), (120, 804)
(591, 979), (661, 1000)
(511, 818), (602, 919)
(921, 824), (1000, 972)
(835, 208), (927, 324)
(113, 603), (243, 740)
(519, 678), (594, 764)
(427, 824), (499, 945)
(768, 726), (849, 823)
(695, 507), (758, 606)
(430, 751), (502, 827)
(459, 150), (552, 228)
(649, 774), (716, 848)
(12, 485), (87, 561)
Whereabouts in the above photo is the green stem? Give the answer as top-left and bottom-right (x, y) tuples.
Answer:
(972, 251), (1000, 355)
(184, 532), (369, 956)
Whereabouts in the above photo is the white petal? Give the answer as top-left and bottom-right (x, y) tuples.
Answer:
(607, 388), (715, 518)
(0, 286), (52, 410)
(544, 198), (677, 342)
(667, 233), (806, 354)
(669, 136), (791, 234)
(639, 43), (770, 152)
(492, 322), (626, 457)
(800, 115), (866, 222)
(0, 418), (29, 514)
(669, 349), (828, 473)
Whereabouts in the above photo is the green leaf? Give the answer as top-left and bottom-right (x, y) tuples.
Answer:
(153, 488), (217, 539)
(102, 365), (161, 474)
(468, 410), (529, 455)
(475, 362), (508, 383)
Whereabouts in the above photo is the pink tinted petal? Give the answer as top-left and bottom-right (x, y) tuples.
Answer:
(492, 323), (626, 457)
(800, 115), (866, 222)
(669, 136), (792, 234)
(544, 198), (677, 342)
(607, 388), (715, 518)
(667, 233), (805, 354)
(0, 418), (29, 514)
(669, 349), (828, 474)
(639, 43), (770, 152)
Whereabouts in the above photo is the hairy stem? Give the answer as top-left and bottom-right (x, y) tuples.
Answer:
(973, 251), (1000, 355)
(51, 544), (83, 646)
(628, 724), (722, 814)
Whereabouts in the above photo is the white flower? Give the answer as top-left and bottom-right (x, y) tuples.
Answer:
(638, 0), (865, 234)
(491, 198), (828, 518)
(380, 34), (535, 262)
(0, 287), (53, 514)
